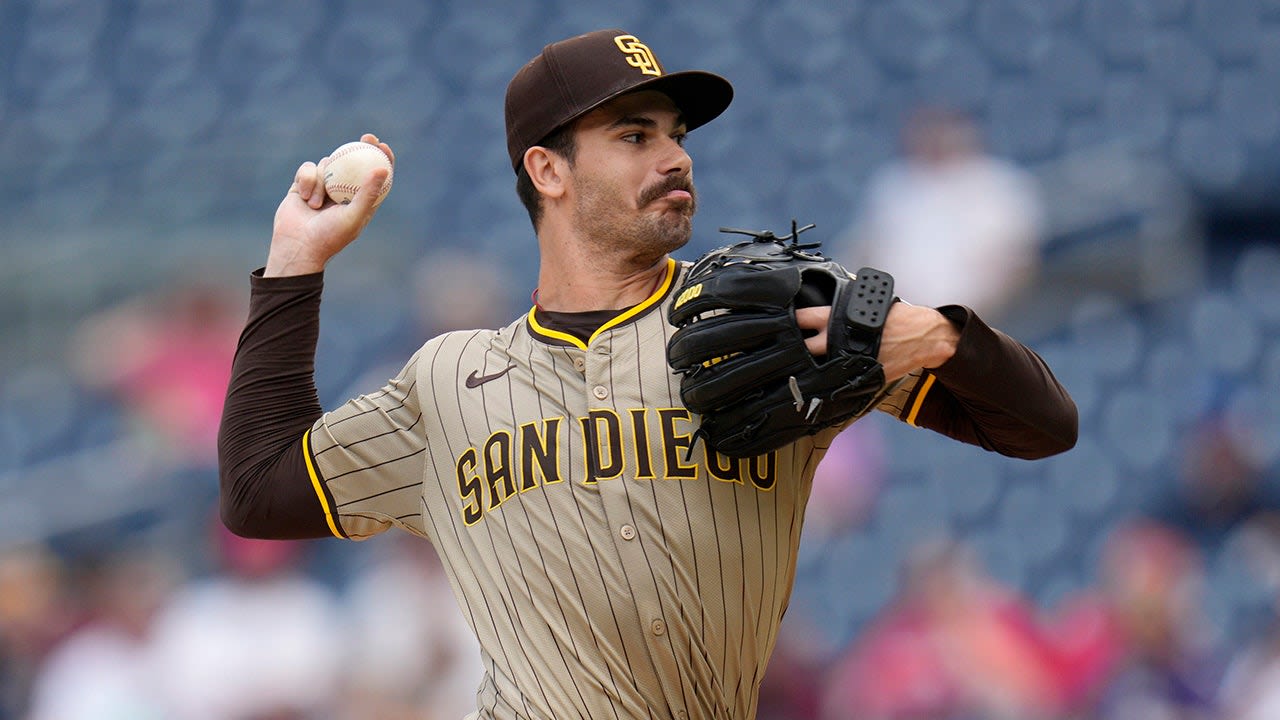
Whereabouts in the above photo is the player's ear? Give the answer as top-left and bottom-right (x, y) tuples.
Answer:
(524, 146), (567, 200)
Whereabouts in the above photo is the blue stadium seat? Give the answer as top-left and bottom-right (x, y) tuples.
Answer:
(973, 0), (1055, 70)
(999, 480), (1071, 567)
(1082, 0), (1157, 65)
(752, 2), (850, 77)
(861, 2), (949, 74)
(824, 527), (899, 629)
(1030, 34), (1106, 113)
(1100, 75), (1174, 153)
(1145, 29), (1218, 111)
(1189, 291), (1262, 374)
(986, 79), (1064, 161)
(1142, 339), (1218, 425)
(1068, 294), (1145, 380)
(1047, 437), (1121, 519)
(130, 80), (225, 144)
(1191, 0), (1263, 62)
(320, 16), (416, 92)
(113, 22), (206, 95)
(215, 19), (311, 97)
(1173, 115), (1248, 191)
(1101, 388), (1177, 471)
(912, 38), (993, 114)
(931, 450), (1006, 524)
(1218, 69), (1280, 146)
(1233, 243), (1280, 325)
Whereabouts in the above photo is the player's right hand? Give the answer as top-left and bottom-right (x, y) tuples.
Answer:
(264, 133), (394, 277)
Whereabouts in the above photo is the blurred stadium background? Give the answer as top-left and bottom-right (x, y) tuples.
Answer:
(2, 0), (1280, 718)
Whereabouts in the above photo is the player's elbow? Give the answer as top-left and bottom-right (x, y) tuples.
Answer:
(218, 479), (269, 539)
(1014, 398), (1079, 460)
(217, 456), (286, 540)
(1046, 395), (1080, 456)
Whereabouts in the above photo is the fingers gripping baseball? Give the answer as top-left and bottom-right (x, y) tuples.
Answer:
(266, 135), (393, 277)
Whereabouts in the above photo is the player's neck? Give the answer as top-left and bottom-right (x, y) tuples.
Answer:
(534, 249), (670, 312)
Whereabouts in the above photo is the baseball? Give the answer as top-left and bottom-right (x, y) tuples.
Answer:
(323, 141), (393, 206)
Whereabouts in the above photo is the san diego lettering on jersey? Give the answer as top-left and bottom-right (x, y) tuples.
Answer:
(455, 407), (777, 526)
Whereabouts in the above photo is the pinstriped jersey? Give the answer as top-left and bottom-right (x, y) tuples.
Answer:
(305, 257), (926, 720)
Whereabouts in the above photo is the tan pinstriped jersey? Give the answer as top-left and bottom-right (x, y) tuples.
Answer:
(305, 258), (925, 720)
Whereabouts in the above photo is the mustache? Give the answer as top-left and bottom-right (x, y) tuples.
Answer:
(640, 175), (696, 208)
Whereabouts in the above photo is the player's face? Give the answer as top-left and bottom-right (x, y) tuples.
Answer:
(567, 91), (697, 259)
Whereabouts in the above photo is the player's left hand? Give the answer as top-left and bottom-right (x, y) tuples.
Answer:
(798, 302), (959, 381)
(667, 226), (896, 457)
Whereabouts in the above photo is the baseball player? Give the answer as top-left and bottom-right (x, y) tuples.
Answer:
(219, 29), (1078, 720)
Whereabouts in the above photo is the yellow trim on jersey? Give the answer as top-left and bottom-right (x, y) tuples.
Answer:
(302, 429), (343, 539)
(587, 258), (677, 343)
(905, 373), (937, 427)
(527, 258), (677, 350)
(528, 313), (589, 350)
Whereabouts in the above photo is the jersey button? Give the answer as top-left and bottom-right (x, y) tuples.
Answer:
(592, 385), (608, 400)
(573, 357), (586, 372)
(676, 711), (687, 720)
(650, 619), (666, 636)
(619, 524), (636, 540)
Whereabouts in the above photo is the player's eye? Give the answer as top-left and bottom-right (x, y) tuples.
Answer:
(673, 132), (687, 147)
(621, 132), (644, 144)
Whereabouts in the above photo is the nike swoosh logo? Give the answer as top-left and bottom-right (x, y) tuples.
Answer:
(465, 364), (517, 389)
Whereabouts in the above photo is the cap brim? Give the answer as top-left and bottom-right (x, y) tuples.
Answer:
(631, 70), (734, 133)
(547, 70), (733, 144)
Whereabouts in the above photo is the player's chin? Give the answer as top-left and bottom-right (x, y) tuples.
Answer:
(662, 217), (694, 252)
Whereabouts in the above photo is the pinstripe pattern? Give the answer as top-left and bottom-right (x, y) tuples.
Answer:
(307, 262), (919, 719)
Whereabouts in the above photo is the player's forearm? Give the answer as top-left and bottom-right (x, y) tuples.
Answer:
(217, 269), (334, 539)
(924, 305), (1078, 459)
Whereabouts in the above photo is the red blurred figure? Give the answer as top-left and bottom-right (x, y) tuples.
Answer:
(71, 277), (244, 464)
(820, 539), (1079, 720)
(1088, 519), (1224, 719)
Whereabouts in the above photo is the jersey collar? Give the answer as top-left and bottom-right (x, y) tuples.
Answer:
(526, 257), (678, 350)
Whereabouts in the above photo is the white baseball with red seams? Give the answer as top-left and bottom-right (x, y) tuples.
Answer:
(322, 141), (393, 206)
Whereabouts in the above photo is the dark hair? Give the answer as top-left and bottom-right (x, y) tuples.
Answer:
(515, 124), (577, 229)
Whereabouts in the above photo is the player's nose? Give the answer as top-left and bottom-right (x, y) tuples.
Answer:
(659, 136), (692, 176)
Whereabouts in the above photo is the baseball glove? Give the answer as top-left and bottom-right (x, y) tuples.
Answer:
(667, 222), (896, 457)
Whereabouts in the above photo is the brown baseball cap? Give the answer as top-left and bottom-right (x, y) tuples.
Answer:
(504, 29), (734, 173)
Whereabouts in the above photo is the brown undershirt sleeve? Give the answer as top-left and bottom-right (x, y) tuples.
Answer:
(217, 269), (334, 539)
(905, 305), (1079, 460)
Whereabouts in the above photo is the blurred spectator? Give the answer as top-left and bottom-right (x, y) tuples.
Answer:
(1149, 413), (1280, 552)
(836, 106), (1046, 324)
(68, 276), (244, 467)
(1089, 518), (1224, 720)
(1218, 514), (1280, 720)
(26, 546), (180, 720)
(818, 538), (1068, 720)
(147, 517), (342, 720)
(0, 545), (74, 720)
(338, 534), (484, 720)
(756, 629), (826, 720)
